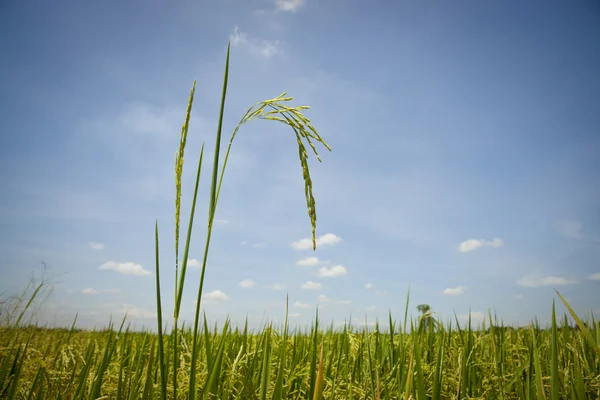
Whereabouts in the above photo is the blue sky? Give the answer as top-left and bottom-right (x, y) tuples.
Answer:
(1, 0), (599, 331)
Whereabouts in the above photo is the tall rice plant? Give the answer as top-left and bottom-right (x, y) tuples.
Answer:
(154, 42), (331, 400)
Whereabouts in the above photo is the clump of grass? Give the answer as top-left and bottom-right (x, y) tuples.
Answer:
(1, 292), (599, 398)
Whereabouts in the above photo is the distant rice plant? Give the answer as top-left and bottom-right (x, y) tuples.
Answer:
(1, 43), (599, 399)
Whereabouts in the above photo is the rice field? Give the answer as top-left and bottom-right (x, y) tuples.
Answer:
(1, 44), (599, 399)
(1, 297), (599, 399)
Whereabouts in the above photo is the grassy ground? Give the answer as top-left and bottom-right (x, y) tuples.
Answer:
(1, 304), (599, 399)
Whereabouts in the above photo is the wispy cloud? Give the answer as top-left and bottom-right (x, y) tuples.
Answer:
(240, 241), (264, 248)
(297, 256), (320, 266)
(556, 220), (583, 239)
(116, 304), (157, 319)
(443, 286), (467, 296)
(336, 299), (352, 305)
(239, 279), (256, 288)
(98, 261), (151, 277)
(215, 219), (229, 224)
(229, 26), (282, 58)
(589, 273), (600, 281)
(317, 265), (347, 277)
(229, 26), (248, 47)
(317, 294), (330, 302)
(366, 305), (376, 311)
(514, 294), (524, 299)
(289, 312), (300, 318)
(301, 280), (322, 290)
(89, 242), (105, 250)
(268, 283), (286, 291)
(459, 238), (504, 253)
(82, 288), (120, 295)
(203, 290), (229, 303)
(517, 274), (579, 288)
(375, 290), (388, 297)
(275, 0), (305, 12)
(365, 283), (374, 289)
(291, 233), (343, 250)
(294, 301), (309, 308)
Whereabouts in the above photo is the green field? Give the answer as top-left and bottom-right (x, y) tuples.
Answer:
(1, 45), (599, 399)
(1, 299), (599, 399)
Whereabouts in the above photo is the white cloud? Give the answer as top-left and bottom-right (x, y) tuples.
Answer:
(517, 274), (579, 288)
(443, 286), (467, 296)
(459, 238), (504, 253)
(82, 288), (120, 295)
(258, 41), (281, 58)
(294, 301), (309, 308)
(366, 305), (376, 311)
(376, 290), (388, 297)
(365, 283), (374, 289)
(288, 312), (300, 318)
(98, 261), (151, 277)
(229, 26), (282, 58)
(275, 0), (304, 12)
(203, 290), (229, 303)
(290, 233), (343, 250)
(301, 280), (322, 290)
(230, 26), (248, 47)
(268, 283), (286, 291)
(116, 304), (157, 319)
(239, 279), (256, 288)
(89, 242), (105, 250)
(589, 273), (600, 281)
(557, 220), (583, 239)
(336, 299), (352, 305)
(317, 265), (347, 277)
(317, 294), (331, 303)
(297, 257), (320, 266)
(187, 258), (201, 268)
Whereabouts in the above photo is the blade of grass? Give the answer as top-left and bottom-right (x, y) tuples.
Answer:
(555, 289), (599, 355)
(154, 221), (167, 400)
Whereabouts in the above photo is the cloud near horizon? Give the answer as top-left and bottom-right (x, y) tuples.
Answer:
(98, 261), (151, 277)
(239, 279), (256, 288)
(459, 238), (504, 253)
(517, 274), (579, 288)
(443, 286), (467, 296)
(203, 290), (230, 303)
(301, 281), (322, 290)
(290, 233), (342, 250)
(297, 256), (320, 266)
(316, 265), (347, 277)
